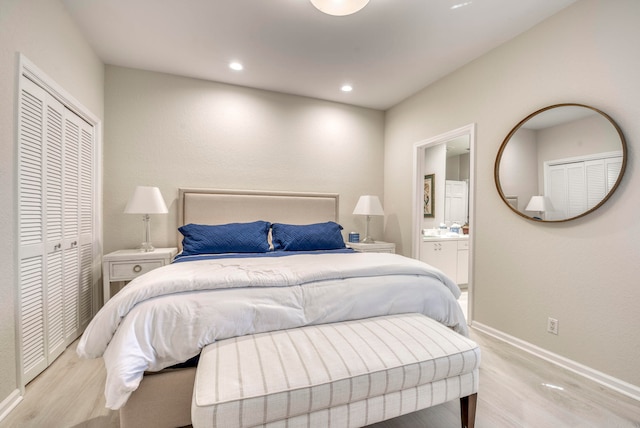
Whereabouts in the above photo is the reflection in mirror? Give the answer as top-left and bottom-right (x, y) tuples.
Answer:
(495, 104), (626, 222)
(445, 136), (470, 226)
(422, 136), (470, 230)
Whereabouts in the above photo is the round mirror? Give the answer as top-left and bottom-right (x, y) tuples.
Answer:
(495, 104), (627, 222)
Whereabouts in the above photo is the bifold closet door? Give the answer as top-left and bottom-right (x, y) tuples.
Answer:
(546, 156), (623, 221)
(61, 106), (94, 345)
(18, 77), (94, 384)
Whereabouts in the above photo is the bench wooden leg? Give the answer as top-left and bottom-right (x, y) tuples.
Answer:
(460, 393), (477, 428)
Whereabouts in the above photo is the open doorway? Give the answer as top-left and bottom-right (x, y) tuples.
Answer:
(412, 124), (476, 323)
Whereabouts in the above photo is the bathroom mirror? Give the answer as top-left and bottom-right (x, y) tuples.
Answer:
(495, 104), (626, 222)
(422, 136), (470, 229)
(444, 135), (470, 226)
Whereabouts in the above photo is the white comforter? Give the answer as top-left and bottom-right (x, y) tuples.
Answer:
(77, 252), (467, 409)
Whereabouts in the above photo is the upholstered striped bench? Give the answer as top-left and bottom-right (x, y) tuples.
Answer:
(191, 313), (480, 428)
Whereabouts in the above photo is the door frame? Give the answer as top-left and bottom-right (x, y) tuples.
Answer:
(412, 123), (476, 323)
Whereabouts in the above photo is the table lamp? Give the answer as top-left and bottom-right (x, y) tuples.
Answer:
(352, 195), (384, 243)
(124, 186), (168, 252)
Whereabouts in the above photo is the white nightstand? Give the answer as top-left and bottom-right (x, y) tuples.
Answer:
(347, 241), (396, 254)
(102, 247), (178, 302)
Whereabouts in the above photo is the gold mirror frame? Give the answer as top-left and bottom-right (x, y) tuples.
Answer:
(495, 103), (627, 222)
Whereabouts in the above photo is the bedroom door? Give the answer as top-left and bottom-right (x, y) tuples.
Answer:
(17, 70), (96, 384)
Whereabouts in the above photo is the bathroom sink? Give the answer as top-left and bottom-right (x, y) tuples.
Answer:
(422, 233), (468, 240)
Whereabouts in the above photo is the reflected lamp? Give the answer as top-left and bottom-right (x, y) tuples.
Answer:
(525, 195), (553, 220)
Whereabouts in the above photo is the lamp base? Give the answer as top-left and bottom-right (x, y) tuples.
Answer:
(139, 242), (155, 252)
(360, 215), (376, 243)
(140, 214), (155, 252)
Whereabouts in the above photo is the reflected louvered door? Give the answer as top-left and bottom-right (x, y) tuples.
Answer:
(566, 163), (587, 218)
(546, 166), (567, 220)
(18, 76), (95, 383)
(605, 157), (623, 193)
(585, 160), (606, 210)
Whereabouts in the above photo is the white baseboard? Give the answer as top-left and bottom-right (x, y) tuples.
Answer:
(0, 389), (22, 422)
(471, 321), (640, 402)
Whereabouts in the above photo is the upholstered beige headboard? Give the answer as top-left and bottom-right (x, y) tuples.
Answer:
(177, 188), (340, 249)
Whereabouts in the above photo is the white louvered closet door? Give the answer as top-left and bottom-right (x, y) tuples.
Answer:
(18, 78), (49, 382)
(62, 111), (80, 345)
(18, 76), (95, 384)
(44, 88), (66, 365)
(77, 111), (94, 334)
(62, 108), (94, 344)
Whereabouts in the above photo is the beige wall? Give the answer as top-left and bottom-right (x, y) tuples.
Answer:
(103, 66), (385, 254)
(499, 128), (540, 212)
(385, 0), (640, 388)
(0, 0), (104, 410)
(2, 0), (638, 415)
(537, 113), (623, 165)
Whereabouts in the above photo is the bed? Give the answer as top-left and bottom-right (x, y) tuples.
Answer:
(77, 188), (468, 427)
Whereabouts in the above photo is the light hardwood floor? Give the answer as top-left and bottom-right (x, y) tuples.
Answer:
(2, 301), (639, 427)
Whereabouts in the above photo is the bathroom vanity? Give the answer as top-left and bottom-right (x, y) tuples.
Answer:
(421, 235), (469, 286)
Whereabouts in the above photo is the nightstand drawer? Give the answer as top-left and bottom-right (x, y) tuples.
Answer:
(365, 247), (395, 253)
(110, 260), (164, 281)
(103, 247), (178, 303)
(347, 241), (396, 254)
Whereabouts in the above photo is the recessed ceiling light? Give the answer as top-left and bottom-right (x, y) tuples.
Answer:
(341, 84), (353, 92)
(229, 62), (243, 71)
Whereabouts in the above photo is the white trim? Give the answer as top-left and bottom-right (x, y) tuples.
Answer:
(471, 321), (640, 402)
(0, 390), (22, 423)
(18, 53), (103, 317)
(19, 55), (99, 126)
(412, 123), (476, 323)
(545, 150), (623, 168)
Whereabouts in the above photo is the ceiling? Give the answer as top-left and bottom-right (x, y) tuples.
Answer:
(62, 0), (577, 111)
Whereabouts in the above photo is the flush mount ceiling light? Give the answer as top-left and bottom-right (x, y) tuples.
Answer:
(310, 0), (370, 16)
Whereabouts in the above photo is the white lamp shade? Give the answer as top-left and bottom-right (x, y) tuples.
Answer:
(310, 0), (369, 16)
(525, 195), (554, 212)
(352, 195), (384, 216)
(124, 186), (168, 214)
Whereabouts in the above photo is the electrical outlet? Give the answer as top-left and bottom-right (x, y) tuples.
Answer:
(547, 317), (559, 335)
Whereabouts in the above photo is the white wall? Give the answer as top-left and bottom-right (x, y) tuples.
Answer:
(384, 0), (640, 389)
(103, 66), (385, 254)
(0, 0), (103, 412)
(537, 113), (623, 165)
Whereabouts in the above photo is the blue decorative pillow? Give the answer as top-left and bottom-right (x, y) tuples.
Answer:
(271, 221), (346, 251)
(179, 221), (271, 255)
